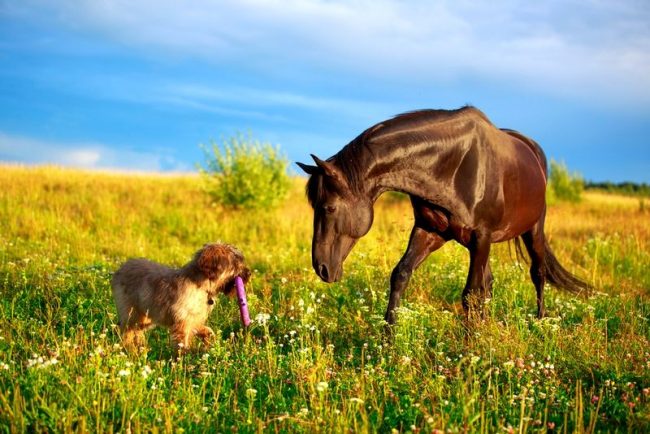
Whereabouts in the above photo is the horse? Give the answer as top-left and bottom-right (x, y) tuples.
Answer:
(297, 106), (591, 324)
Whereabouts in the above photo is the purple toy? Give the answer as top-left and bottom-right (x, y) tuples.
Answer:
(235, 276), (251, 327)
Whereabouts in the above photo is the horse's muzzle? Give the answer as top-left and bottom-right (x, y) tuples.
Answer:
(316, 263), (340, 283)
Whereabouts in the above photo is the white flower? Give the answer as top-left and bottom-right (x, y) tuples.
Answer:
(245, 388), (258, 399)
(255, 313), (271, 325)
(118, 369), (130, 377)
(141, 365), (153, 379)
(316, 381), (328, 392)
(349, 397), (364, 404)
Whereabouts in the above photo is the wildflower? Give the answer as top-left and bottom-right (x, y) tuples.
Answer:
(245, 388), (258, 399)
(255, 313), (271, 325)
(316, 381), (328, 393)
(281, 277), (288, 284)
(0, 362), (8, 370)
(118, 369), (130, 377)
(299, 407), (309, 416)
(503, 360), (515, 369)
(349, 397), (364, 404)
(591, 395), (599, 405)
(141, 365), (153, 379)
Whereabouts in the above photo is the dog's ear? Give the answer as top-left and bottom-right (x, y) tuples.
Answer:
(196, 244), (229, 280)
(240, 267), (252, 285)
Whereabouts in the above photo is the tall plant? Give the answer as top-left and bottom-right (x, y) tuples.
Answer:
(547, 160), (584, 203)
(200, 134), (291, 209)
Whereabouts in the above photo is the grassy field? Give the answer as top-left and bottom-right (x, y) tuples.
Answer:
(0, 164), (648, 433)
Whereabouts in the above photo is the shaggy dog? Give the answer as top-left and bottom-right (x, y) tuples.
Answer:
(111, 243), (250, 351)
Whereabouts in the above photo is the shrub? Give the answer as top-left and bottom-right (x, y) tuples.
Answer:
(547, 160), (584, 203)
(200, 134), (291, 209)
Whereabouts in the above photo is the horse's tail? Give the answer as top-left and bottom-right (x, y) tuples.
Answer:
(512, 234), (593, 295)
(543, 235), (593, 295)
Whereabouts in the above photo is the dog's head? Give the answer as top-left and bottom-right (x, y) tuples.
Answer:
(194, 243), (251, 294)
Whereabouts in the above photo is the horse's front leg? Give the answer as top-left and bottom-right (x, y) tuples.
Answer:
(385, 227), (446, 325)
(462, 232), (492, 318)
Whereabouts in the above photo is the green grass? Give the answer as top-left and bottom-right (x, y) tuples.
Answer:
(1, 165), (649, 432)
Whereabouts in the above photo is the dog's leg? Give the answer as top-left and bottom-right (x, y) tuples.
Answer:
(122, 326), (139, 350)
(171, 323), (191, 353)
(195, 326), (215, 347)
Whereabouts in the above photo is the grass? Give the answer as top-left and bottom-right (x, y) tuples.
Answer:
(0, 164), (648, 433)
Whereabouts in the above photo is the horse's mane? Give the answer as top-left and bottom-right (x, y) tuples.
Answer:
(306, 106), (488, 205)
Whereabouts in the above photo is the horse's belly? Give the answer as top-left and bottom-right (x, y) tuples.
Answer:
(491, 182), (546, 242)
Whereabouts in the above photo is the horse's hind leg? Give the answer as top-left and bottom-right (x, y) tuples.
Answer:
(462, 232), (492, 318)
(385, 226), (445, 325)
(521, 214), (547, 318)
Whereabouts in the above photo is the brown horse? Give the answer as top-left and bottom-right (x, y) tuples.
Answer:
(297, 106), (591, 324)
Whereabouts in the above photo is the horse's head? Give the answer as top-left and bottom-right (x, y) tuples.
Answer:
(297, 155), (374, 283)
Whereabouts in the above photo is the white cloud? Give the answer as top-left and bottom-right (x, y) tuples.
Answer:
(0, 132), (190, 172)
(8, 0), (650, 106)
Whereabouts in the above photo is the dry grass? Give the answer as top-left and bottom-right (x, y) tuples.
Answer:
(0, 164), (648, 432)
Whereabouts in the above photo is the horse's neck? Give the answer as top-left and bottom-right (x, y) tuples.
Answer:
(360, 144), (445, 203)
(369, 171), (435, 202)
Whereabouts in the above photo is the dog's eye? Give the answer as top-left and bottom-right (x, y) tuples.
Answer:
(208, 298), (214, 305)
(325, 205), (337, 214)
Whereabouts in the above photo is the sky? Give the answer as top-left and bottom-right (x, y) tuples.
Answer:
(0, 0), (649, 182)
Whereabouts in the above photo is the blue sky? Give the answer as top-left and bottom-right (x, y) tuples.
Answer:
(1, 0), (649, 182)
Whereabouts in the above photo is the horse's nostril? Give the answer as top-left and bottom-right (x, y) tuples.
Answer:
(318, 264), (329, 281)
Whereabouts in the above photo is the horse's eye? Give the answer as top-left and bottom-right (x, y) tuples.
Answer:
(325, 205), (337, 214)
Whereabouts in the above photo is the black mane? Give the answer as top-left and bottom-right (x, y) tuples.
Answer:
(305, 106), (486, 205)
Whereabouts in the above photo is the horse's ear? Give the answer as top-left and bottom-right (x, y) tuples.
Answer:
(310, 155), (349, 188)
(310, 154), (341, 178)
(296, 161), (319, 175)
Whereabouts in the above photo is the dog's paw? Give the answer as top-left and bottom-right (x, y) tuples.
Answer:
(197, 326), (215, 345)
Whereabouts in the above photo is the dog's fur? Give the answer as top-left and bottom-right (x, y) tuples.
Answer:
(111, 243), (250, 351)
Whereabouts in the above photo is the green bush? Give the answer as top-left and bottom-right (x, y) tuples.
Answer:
(200, 134), (291, 209)
(547, 160), (584, 204)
